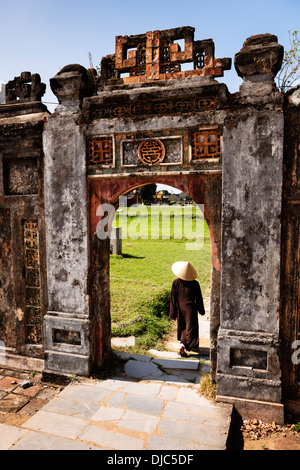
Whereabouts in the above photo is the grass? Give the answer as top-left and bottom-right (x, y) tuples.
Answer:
(294, 422), (300, 432)
(109, 203), (212, 352)
(112, 290), (172, 352)
(199, 373), (217, 401)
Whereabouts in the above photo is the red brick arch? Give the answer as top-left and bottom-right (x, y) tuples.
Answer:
(88, 172), (222, 379)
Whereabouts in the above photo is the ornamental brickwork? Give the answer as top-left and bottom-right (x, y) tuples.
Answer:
(100, 26), (231, 85)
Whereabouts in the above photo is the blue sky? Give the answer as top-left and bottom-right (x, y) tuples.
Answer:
(1, 0), (299, 110)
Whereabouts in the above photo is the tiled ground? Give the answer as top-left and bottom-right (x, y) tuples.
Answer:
(0, 302), (233, 451)
(0, 354), (232, 451)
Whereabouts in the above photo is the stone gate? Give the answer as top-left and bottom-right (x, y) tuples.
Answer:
(0, 27), (300, 422)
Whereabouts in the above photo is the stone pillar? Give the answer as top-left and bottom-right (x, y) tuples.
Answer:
(203, 174), (222, 383)
(43, 65), (96, 376)
(216, 35), (285, 422)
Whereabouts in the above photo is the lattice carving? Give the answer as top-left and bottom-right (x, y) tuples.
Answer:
(100, 27), (231, 85)
(6, 72), (46, 103)
(90, 96), (215, 120)
(138, 140), (165, 165)
(160, 41), (181, 74)
(194, 50), (205, 69)
(122, 136), (181, 166)
(129, 45), (147, 77)
(23, 220), (42, 344)
(88, 137), (113, 165)
(191, 129), (221, 160)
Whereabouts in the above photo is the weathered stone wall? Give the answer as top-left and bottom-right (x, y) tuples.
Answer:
(280, 85), (300, 405)
(43, 81), (92, 375)
(0, 99), (49, 370)
(216, 35), (285, 419)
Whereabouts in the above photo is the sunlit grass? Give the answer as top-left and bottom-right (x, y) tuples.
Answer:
(109, 204), (212, 349)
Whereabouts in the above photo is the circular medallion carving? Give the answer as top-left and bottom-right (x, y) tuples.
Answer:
(138, 139), (165, 165)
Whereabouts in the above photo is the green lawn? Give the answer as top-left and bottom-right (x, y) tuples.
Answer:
(109, 204), (212, 349)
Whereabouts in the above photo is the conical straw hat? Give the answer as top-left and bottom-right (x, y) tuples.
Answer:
(172, 261), (197, 281)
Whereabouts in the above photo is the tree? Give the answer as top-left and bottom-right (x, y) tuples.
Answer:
(276, 30), (300, 92)
(139, 184), (157, 204)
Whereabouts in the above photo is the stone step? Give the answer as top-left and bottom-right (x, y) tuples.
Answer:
(152, 358), (199, 370)
(115, 351), (200, 369)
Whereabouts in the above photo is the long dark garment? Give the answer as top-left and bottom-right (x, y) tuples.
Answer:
(170, 278), (205, 351)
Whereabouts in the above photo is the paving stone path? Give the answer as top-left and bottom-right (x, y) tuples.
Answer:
(0, 351), (233, 451)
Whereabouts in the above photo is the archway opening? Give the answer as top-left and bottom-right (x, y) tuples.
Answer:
(109, 182), (212, 358)
(89, 173), (221, 380)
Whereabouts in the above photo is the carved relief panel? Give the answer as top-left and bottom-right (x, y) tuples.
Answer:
(87, 127), (221, 173)
(3, 158), (39, 195)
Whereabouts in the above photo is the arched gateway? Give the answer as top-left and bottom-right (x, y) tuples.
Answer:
(1, 27), (300, 423)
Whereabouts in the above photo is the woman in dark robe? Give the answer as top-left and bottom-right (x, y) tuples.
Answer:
(170, 261), (205, 357)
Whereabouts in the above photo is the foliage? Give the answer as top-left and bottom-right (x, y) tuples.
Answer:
(276, 30), (300, 91)
(293, 422), (300, 432)
(111, 289), (172, 351)
(199, 373), (216, 400)
(139, 184), (157, 203)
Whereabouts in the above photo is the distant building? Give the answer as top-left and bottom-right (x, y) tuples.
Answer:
(155, 191), (192, 205)
(155, 190), (170, 204)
